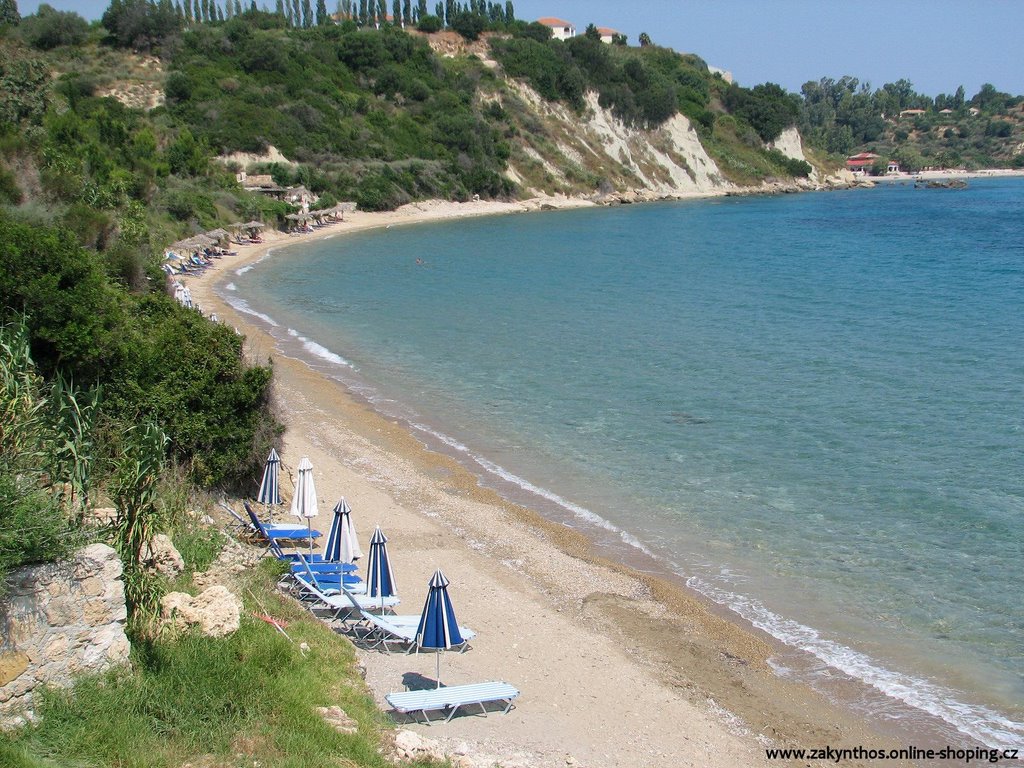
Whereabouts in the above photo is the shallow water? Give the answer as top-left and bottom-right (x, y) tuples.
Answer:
(229, 179), (1024, 747)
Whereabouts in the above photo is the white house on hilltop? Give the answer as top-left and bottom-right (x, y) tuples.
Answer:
(537, 16), (575, 40)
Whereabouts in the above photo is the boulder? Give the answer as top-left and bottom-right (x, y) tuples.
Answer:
(317, 705), (358, 735)
(161, 585), (242, 637)
(141, 534), (185, 578)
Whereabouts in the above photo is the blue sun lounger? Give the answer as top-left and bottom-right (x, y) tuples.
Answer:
(333, 590), (476, 654)
(385, 682), (519, 724)
(293, 557), (401, 615)
(244, 501), (321, 543)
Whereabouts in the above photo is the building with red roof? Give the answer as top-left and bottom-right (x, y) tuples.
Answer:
(537, 17), (575, 40)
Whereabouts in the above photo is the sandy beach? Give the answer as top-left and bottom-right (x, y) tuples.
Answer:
(183, 198), (906, 768)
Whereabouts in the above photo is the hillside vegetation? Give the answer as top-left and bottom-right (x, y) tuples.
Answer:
(799, 76), (1024, 171)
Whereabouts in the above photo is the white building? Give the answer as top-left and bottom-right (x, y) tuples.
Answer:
(537, 16), (575, 40)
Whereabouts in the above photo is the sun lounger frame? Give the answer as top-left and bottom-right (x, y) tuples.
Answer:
(385, 682), (519, 724)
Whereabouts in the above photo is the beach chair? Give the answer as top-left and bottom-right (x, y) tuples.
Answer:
(385, 682), (519, 724)
(219, 501), (256, 539)
(330, 588), (476, 655)
(244, 501), (322, 543)
(292, 558), (400, 618)
(268, 542), (364, 591)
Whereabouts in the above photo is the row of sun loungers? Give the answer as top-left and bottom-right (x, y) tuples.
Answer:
(228, 499), (519, 723)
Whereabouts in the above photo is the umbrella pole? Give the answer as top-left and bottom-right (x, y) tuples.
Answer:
(307, 519), (314, 558)
(436, 651), (441, 689)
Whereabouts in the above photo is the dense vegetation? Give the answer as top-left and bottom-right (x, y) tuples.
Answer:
(797, 76), (1024, 170)
(0, 3), (279, 609)
(164, 17), (514, 206)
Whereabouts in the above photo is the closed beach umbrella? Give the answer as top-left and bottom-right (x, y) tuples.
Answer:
(325, 497), (363, 563)
(416, 569), (464, 688)
(290, 456), (319, 556)
(256, 448), (282, 520)
(365, 526), (397, 611)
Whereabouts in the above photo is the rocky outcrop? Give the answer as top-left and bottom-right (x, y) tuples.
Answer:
(502, 81), (734, 200)
(161, 585), (243, 638)
(390, 730), (560, 768)
(141, 534), (185, 579)
(0, 544), (130, 728)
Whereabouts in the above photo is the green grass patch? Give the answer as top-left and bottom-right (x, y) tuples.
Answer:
(2, 561), (433, 768)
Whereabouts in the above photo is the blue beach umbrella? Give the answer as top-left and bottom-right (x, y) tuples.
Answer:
(416, 569), (464, 688)
(256, 448), (282, 520)
(289, 457), (319, 556)
(365, 526), (397, 611)
(324, 497), (363, 564)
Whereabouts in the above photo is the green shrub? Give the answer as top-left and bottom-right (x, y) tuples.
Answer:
(416, 13), (441, 32)
(0, 164), (22, 204)
(18, 4), (89, 50)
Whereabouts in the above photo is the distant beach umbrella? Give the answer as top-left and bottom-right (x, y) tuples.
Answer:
(416, 569), (464, 688)
(256, 448), (282, 519)
(289, 456), (319, 556)
(324, 497), (363, 564)
(365, 526), (397, 612)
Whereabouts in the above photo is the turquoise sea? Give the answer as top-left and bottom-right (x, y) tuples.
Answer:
(226, 178), (1024, 747)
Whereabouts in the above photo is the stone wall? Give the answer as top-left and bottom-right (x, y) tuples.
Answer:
(0, 543), (130, 727)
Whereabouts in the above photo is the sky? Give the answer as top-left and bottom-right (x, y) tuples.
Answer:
(16, 0), (1024, 99)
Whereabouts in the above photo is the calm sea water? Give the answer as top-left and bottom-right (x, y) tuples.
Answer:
(227, 179), (1024, 747)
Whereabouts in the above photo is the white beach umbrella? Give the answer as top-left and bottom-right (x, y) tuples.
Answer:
(290, 456), (319, 556)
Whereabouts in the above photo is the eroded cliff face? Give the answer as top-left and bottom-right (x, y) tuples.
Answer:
(499, 82), (736, 200)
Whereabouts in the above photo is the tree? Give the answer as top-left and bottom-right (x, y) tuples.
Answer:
(611, 32), (626, 45)
(584, 22), (599, 41)
(450, 8), (484, 39)
(638, 31), (651, 46)
(0, 0), (19, 26)
(0, 214), (116, 377)
(391, 0), (399, 24)
(102, 0), (183, 49)
(301, 0), (312, 26)
(504, 0), (512, 22)
(316, 0), (328, 23)
(953, 85), (965, 110)
(402, 0), (410, 25)
(18, 4), (89, 50)
(416, 12), (440, 31)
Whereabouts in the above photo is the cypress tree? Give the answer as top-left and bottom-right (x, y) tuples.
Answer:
(316, 0), (327, 23)
(416, 0), (426, 20)
(0, 0), (19, 26)
(376, 0), (385, 25)
(301, 0), (312, 25)
(402, 0), (410, 25)
(504, 0), (512, 22)
(391, 0), (399, 24)
(234, 0), (242, 14)
(358, 0), (366, 24)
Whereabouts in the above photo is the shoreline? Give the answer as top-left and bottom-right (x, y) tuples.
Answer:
(186, 197), (941, 766)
